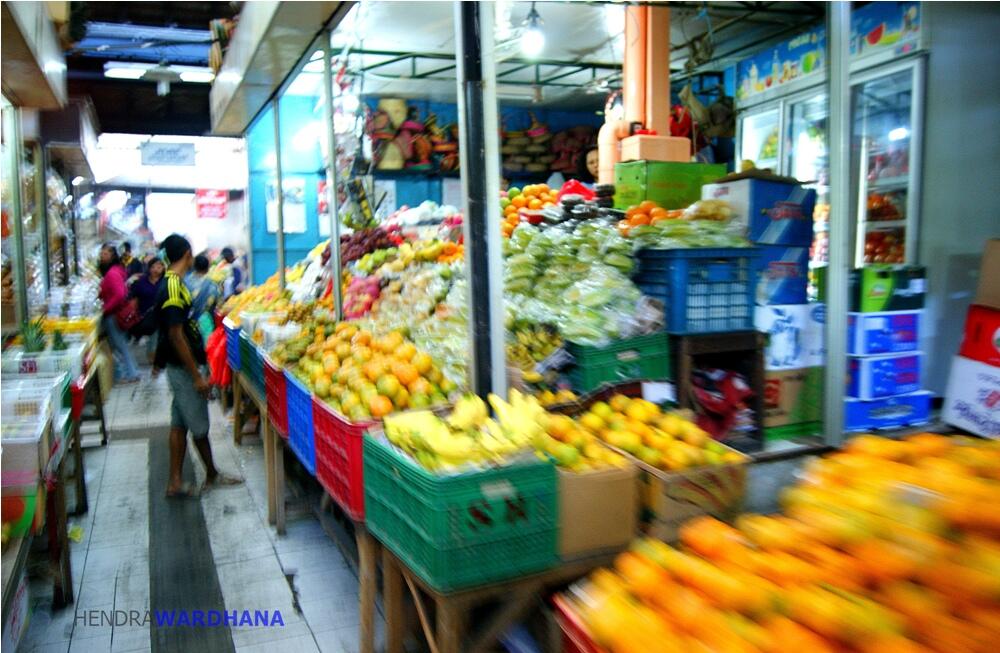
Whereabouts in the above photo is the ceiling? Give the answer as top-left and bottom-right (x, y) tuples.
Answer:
(63, 1), (823, 134)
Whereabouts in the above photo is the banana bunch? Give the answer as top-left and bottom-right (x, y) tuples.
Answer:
(507, 325), (562, 371)
(382, 394), (531, 472)
(488, 389), (546, 449)
(383, 243), (416, 273)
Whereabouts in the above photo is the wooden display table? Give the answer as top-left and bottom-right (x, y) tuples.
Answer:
(231, 371), (286, 535)
(367, 543), (614, 653)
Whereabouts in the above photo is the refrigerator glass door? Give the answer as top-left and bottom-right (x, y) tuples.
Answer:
(740, 108), (781, 171)
(851, 66), (916, 266)
(785, 93), (830, 269)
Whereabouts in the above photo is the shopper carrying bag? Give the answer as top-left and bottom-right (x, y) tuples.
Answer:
(98, 243), (141, 383)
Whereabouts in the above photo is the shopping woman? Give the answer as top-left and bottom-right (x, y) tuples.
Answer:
(98, 243), (141, 384)
(129, 256), (166, 361)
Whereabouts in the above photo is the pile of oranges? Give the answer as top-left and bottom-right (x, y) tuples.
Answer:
(567, 432), (1000, 653)
(618, 200), (683, 236)
(501, 184), (557, 237)
(295, 322), (455, 422)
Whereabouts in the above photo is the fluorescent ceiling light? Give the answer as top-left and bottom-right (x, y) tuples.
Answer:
(179, 70), (215, 83)
(520, 3), (545, 58)
(104, 64), (149, 79)
(497, 85), (542, 102)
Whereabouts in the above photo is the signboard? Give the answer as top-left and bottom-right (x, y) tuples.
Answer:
(265, 177), (306, 233)
(141, 142), (196, 166)
(195, 189), (228, 219)
(735, 2), (921, 104)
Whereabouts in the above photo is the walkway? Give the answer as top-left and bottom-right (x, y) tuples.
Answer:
(18, 362), (385, 653)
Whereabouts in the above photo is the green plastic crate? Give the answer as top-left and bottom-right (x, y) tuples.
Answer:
(363, 435), (558, 593)
(764, 421), (823, 441)
(238, 332), (265, 398)
(566, 333), (671, 394)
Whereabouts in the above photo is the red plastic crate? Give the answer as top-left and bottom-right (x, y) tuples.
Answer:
(313, 398), (376, 522)
(264, 358), (288, 438)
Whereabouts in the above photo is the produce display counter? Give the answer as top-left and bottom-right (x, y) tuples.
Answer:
(377, 545), (616, 653)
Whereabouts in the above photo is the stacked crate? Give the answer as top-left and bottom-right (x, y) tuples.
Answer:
(703, 175), (821, 441)
(843, 266), (931, 430)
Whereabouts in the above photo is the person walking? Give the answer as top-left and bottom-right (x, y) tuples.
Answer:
(155, 234), (242, 497)
(220, 247), (245, 299)
(121, 240), (145, 279)
(130, 256), (166, 361)
(186, 254), (221, 341)
(98, 243), (141, 384)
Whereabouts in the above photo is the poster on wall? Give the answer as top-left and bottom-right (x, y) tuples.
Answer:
(373, 179), (397, 217)
(265, 177), (306, 233)
(850, 1), (920, 59)
(195, 189), (228, 219)
(736, 27), (825, 103)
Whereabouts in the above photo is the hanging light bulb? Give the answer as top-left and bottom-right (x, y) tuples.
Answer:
(521, 2), (544, 57)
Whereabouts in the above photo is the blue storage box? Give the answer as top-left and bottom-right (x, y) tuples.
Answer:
(848, 352), (923, 400)
(702, 178), (817, 246)
(847, 310), (921, 355)
(753, 245), (809, 305)
(845, 391), (932, 432)
(285, 372), (316, 475)
(635, 247), (757, 335)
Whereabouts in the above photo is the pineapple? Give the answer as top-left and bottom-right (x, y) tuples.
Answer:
(51, 329), (68, 351)
(21, 317), (47, 353)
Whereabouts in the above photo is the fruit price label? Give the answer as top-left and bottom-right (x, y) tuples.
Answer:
(18, 359), (37, 373)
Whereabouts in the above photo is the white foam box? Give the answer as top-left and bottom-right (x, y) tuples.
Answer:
(943, 355), (1000, 438)
(755, 303), (825, 370)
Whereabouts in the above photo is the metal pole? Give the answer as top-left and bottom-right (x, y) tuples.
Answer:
(454, 1), (506, 398)
(272, 99), (286, 290)
(4, 105), (30, 327)
(35, 143), (50, 292)
(322, 32), (344, 320)
(823, 1), (851, 446)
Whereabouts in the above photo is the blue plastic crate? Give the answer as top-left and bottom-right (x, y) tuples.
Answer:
(224, 321), (241, 371)
(635, 247), (758, 335)
(284, 371), (316, 475)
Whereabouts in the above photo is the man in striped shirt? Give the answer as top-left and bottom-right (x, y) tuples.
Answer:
(155, 234), (242, 498)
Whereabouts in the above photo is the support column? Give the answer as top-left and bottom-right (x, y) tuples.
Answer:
(272, 100), (286, 290)
(824, 2), (851, 445)
(322, 32), (344, 320)
(454, 1), (506, 398)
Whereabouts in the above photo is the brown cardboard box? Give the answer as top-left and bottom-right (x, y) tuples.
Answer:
(763, 367), (823, 428)
(975, 239), (1000, 310)
(638, 454), (748, 543)
(558, 465), (639, 559)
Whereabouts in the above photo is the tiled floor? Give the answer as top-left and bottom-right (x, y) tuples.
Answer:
(18, 364), (382, 653)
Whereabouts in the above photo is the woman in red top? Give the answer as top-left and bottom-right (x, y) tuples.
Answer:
(99, 243), (141, 383)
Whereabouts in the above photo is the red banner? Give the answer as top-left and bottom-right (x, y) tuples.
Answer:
(196, 189), (228, 219)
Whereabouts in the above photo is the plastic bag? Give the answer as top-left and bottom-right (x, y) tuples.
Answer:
(206, 326), (231, 388)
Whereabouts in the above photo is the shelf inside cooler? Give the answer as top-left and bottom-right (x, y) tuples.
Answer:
(867, 176), (909, 192)
(863, 220), (907, 230)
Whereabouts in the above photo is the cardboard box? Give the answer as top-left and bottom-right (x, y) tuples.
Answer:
(763, 367), (823, 427)
(844, 391), (932, 432)
(637, 454), (748, 543)
(847, 310), (921, 355)
(614, 161), (726, 210)
(960, 304), (1000, 368)
(975, 239), (1000, 310)
(755, 304), (826, 370)
(558, 465), (639, 559)
(848, 352), (923, 400)
(702, 178), (816, 246)
(943, 355), (1000, 437)
(753, 245), (809, 305)
(848, 266), (926, 312)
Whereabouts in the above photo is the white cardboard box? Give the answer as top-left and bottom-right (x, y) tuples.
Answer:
(943, 356), (1000, 438)
(755, 303), (826, 370)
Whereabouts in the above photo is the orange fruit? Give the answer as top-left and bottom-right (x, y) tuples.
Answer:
(395, 342), (417, 361)
(625, 206), (641, 219)
(392, 362), (419, 387)
(650, 207), (668, 219)
(629, 213), (650, 226)
(650, 214), (669, 225)
(511, 195), (527, 209)
(638, 200), (657, 212)
(528, 198), (542, 210)
(352, 329), (372, 346)
(412, 352), (433, 375)
(392, 387), (410, 409)
(368, 395), (393, 419)
(542, 201), (555, 209)
(408, 377), (432, 396)
(323, 356), (339, 375)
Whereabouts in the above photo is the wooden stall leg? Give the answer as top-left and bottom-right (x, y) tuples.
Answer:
(436, 597), (466, 653)
(48, 467), (74, 607)
(70, 420), (88, 515)
(383, 549), (406, 653)
(357, 527), (378, 653)
(91, 376), (108, 446)
(232, 375), (244, 446)
(264, 420), (276, 526)
(272, 433), (286, 535)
